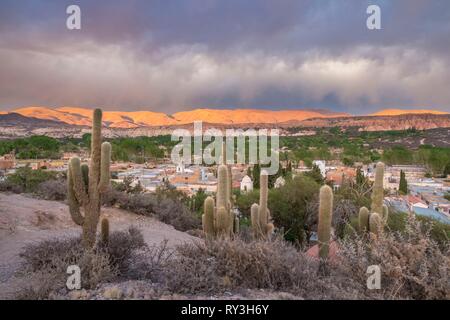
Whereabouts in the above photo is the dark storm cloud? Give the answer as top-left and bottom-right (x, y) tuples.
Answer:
(0, 0), (449, 113)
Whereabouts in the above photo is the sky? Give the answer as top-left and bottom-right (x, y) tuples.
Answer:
(0, 0), (450, 114)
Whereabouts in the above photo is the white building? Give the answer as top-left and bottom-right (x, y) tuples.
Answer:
(312, 160), (326, 178)
(274, 176), (286, 188)
(240, 175), (253, 193)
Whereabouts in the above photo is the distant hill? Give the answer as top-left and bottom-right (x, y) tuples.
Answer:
(10, 106), (349, 128)
(370, 109), (449, 116)
(1, 106), (450, 138)
(0, 112), (68, 127)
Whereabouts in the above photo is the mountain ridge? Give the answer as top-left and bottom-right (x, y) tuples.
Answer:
(7, 106), (447, 128)
(10, 106), (350, 128)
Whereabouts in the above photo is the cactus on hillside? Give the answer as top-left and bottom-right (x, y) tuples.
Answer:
(201, 140), (237, 238)
(318, 185), (333, 259)
(67, 109), (111, 248)
(358, 162), (388, 237)
(250, 170), (274, 239)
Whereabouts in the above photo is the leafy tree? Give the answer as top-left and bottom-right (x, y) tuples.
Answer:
(236, 174), (320, 245)
(399, 170), (408, 195)
(269, 175), (320, 244)
(113, 176), (144, 194)
(6, 166), (57, 193)
(187, 188), (208, 215)
(305, 164), (324, 184)
(443, 163), (450, 177)
(356, 167), (365, 186)
(252, 163), (261, 189)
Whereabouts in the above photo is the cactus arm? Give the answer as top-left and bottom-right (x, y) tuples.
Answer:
(216, 207), (229, 237)
(251, 203), (261, 237)
(81, 164), (89, 192)
(221, 139), (226, 165)
(216, 164), (228, 209)
(226, 166), (232, 210)
(258, 170), (269, 228)
(69, 157), (89, 206)
(371, 162), (385, 216)
(318, 185), (333, 259)
(382, 204), (389, 224)
(234, 216), (240, 234)
(98, 142), (111, 193)
(358, 207), (370, 232)
(89, 108), (103, 190)
(266, 222), (274, 236)
(67, 162), (84, 226)
(202, 196), (215, 238)
(101, 217), (109, 244)
(369, 212), (382, 236)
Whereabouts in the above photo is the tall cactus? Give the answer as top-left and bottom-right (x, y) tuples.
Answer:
(67, 109), (111, 248)
(202, 140), (236, 238)
(358, 162), (388, 237)
(318, 185), (333, 259)
(250, 170), (274, 239)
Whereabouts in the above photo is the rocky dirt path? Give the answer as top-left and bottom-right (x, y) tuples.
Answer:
(0, 192), (197, 299)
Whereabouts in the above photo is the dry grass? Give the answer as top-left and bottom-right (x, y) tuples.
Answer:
(164, 237), (359, 299)
(337, 215), (450, 299)
(14, 216), (449, 300)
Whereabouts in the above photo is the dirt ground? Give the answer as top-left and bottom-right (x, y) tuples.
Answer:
(0, 192), (197, 299)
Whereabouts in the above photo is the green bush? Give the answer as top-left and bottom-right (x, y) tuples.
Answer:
(3, 166), (58, 193)
(236, 175), (320, 245)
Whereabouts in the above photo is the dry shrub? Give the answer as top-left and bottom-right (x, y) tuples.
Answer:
(17, 238), (115, 299)
(155, 198), (199, 231)
(114, 193), (200, 232)
(101, 226), (146, 273)
(34, 210), (57, 228)
(337, 215), (450, 299)
(124, 240), (174, 282)
(164, 238), (357, 298)
(101, 186), (127, 207)
(36, 179), (67, 200)
(16, 228), (147, 299)
(0, 180), (24, 193)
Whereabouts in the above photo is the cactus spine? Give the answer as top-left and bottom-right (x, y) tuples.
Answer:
(318, 185), (333, 259)
(250, 170), (274, 239)
(67, 109), (111, 248)
(201, 140), (236, 238)
(358, 162), (388, 237)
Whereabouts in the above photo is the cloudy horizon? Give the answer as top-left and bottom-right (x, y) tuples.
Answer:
(1, 0), (450, 114)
